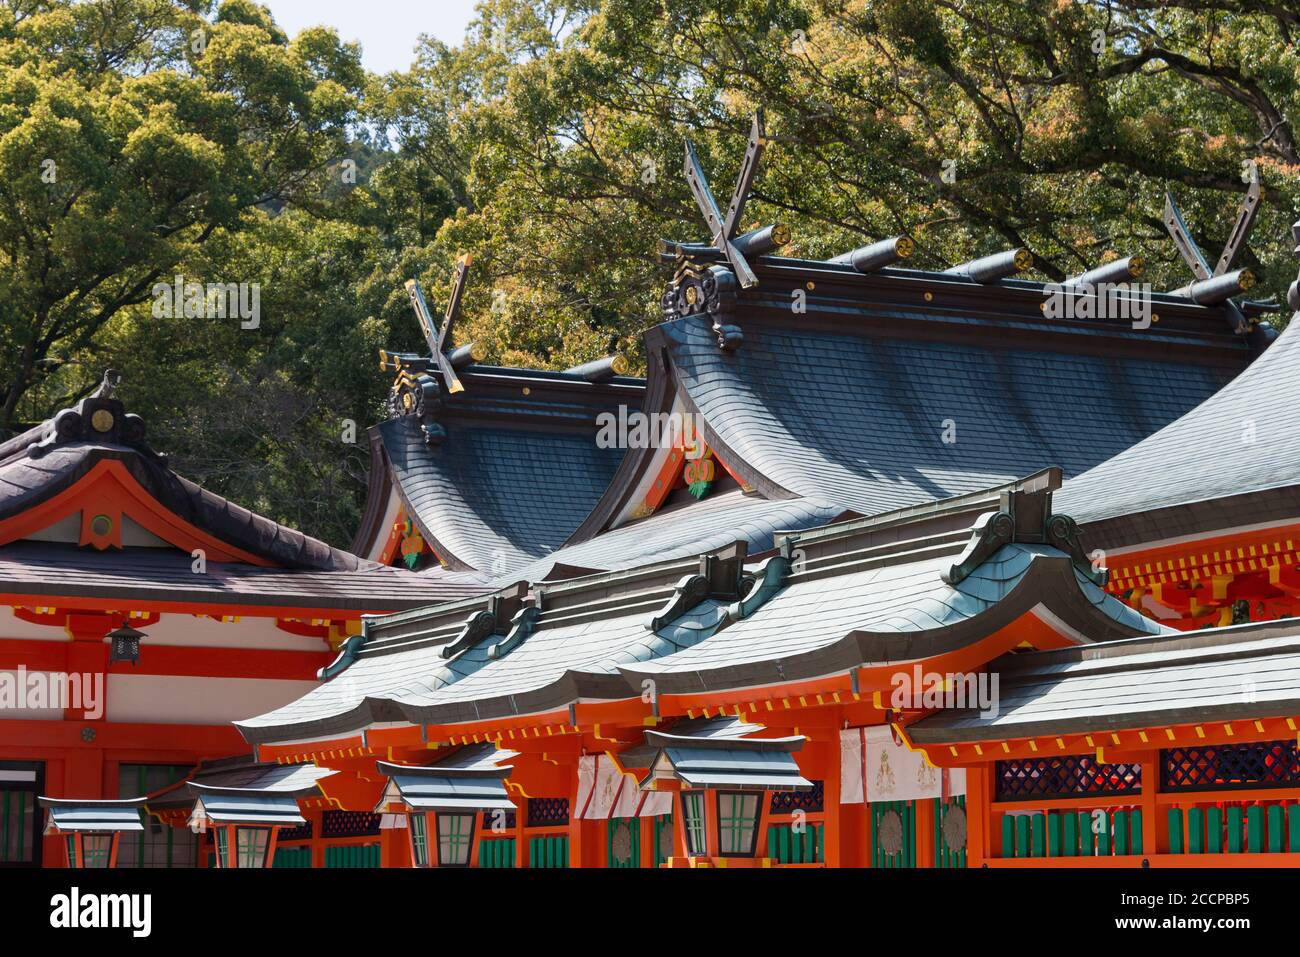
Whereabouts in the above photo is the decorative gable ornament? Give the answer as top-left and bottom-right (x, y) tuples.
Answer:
(26, 371), (165, 464)
(659, 110), (789, 351)
(380, 255), (483, 446)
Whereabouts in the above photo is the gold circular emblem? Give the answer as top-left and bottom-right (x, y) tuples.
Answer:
(878, 809), (905, 856)
(658, 825), (674, 861)
(684, 286), (699, 306)
(402, 393), (414, 411)
(942, 805), (968, 852)
(612, 821), (634, 864)
(91, 409), (114, 432)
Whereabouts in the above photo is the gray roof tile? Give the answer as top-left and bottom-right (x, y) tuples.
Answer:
(1058, 320), (1300, 524)
(664, 312), (1242, 517)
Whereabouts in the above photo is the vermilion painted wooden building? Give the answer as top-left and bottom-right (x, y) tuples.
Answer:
(15, 115), (1300, 870)
(0, 378), (486, 867)
(232, 145), (1300, 868)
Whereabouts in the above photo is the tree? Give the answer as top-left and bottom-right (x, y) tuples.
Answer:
(373, 0), (1299, 374)
(0, 0), (365, 429)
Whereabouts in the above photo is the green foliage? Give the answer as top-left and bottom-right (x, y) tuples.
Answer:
(3, 0), (1298, 547)
(0, 0), (363, 429)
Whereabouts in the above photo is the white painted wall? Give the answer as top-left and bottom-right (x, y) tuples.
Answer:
(0, 609), (332, 652)
(106, 674), (319, 725)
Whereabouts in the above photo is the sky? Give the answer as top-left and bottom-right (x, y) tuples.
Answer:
(260, 0), (480, 73)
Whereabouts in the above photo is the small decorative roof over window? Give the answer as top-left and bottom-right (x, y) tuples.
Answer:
(375, 743), (518, 813)
(640, 716), (812, 791)
(40, 797), (147, 834)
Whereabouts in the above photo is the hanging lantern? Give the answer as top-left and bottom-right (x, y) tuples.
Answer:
(107, 622), (147, 666)
(40, 797), (147, 868)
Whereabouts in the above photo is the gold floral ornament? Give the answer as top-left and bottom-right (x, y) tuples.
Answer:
(878, 809), (904, 856)
(611, 820), (634, 864)
(399, 517), (426, 570)
(942, 804), (967, 852)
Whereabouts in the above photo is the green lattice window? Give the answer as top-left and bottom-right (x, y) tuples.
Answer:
(0, 763), (41, 866)
(717, 792), (760, 857)
(767, 822), (824, 864)
(526, 834), (569, 867)
(437, 813), (474, 866)
(681, 792), (706, 855)
(81, 834), (113, 868)
(236, 828), (270, 868)
(118, 764), (196, 868)
(478, 837), (515, 868)
(272, 846), (313, 868)
(324, 843), (381, 867)
(1000, 807), (1142, 858)
(409, 812), (430, 867)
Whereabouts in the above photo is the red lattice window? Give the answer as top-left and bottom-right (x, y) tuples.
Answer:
(1162, 741), (1300, 791)
(995, 756), (1141, 800)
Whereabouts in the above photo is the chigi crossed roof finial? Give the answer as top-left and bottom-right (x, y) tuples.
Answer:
(1162, 164), (1262, 335)
(678, 109), (787, 289)
(400, 253), (473, 394)
(379, 254), (483, 445)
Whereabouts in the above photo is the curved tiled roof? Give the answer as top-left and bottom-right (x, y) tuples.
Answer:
(660, 264), (1249, 517)
(909, 618), (1300, 744)
(1058, 318), (1300, 526)
(365, 365), (642, 573)
(0, 385), (491, 610)
(0, 541), (487, 612)
(378, 415), (624, 574)
(498, 489), (844, 584)
(238, 473), (1164, 744)
(365, 252), (1261, 584)
(0, 391), (374, 572)
(620, 545), (1163, 696)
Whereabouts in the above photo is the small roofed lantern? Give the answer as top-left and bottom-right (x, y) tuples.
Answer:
(374, 744), (518, 868)
(40, 797), (147, 868)
(106, 621), (147, 666)
(639, 717), (811, 866)
(186, 763), (334, 868)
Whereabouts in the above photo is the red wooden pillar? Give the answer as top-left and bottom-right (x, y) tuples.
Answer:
(514, 801), (529, 868)
(821, 740), (842, 867)
(639, 814), (654, 868)
(308, 810), (325, 868)
(704, 788), (721, 862)
(966, 765), (991, 866)
(672, 790), (689, 864)
(379, 816), (406, 868)
(573, 818), (600, 867)
(565, 755), (597, 868)
(62, 614), (113, 802)
(915, 797), (935, 868)
(753, 789), (773, 860)
(1138, 750), (1159, 856)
